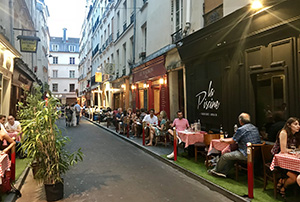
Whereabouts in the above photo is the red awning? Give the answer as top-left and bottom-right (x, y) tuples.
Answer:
(132, 55), (166, 83)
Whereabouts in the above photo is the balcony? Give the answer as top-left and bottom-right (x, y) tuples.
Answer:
(171, 29), (183, 44)
(117, 30), (120, 39)
(92, 44), (99, 57)
(78, 75), (84, 81)
(123, 22), (127, 32)
(130, 12), (134, 24)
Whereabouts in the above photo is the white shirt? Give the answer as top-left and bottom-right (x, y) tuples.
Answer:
(1, 123), (8, 133)
(142, 114), (158, 125)
(5, 121), (20, 132)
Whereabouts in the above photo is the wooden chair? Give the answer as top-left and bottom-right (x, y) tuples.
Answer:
(235, 142), (265, 181)
(155, 120), (171, 147)
(195, 133), (220, 168)
(261, 144), (279, 198)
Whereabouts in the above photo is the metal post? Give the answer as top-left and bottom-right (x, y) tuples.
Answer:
(173, 128), (177, 161)
(247, 142), (254, 199)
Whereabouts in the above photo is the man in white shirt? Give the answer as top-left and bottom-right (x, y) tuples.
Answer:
(142, 109), (158, 125)
(5, 115), (21, 133)
(0, 114), (8, 133)
(74, 102), (81, 125)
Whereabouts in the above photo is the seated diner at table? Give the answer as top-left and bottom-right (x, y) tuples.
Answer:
(5, 115), (21, 133)
(146, 110), (168, 146)
(271, 117), (300, 198)
(142, 109), (158, 141)
(167, 110), (189, 159)
(208, 113), (261, 178)
(0, 129), (16, 154)
(0, 115), (8, 133)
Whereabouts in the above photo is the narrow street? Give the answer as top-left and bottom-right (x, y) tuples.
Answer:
(18, 118), (232, 202)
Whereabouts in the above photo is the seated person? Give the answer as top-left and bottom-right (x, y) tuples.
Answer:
(114, 108), (123, 132)
(5, 115), (21, 133)
(208, 113), (261, 178)
(0, 129), (16, 154)
(167, 110), (189, 159)
(0, 115), (8, 133)
(118, 110), (128, 134)
(147, 110), (168, 146)
(142, 109), (158, 140)
(132, 109), (142, 137)
(271, 117), (300, 198)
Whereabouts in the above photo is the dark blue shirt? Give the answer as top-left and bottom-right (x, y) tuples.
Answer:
(233, 123), (261, 156)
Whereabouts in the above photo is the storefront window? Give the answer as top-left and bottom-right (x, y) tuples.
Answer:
(255, 71), (286, 142)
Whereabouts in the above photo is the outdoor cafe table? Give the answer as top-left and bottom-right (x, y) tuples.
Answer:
(177, 131), (206, 148)
(0, 154), (10, 184)
(270, 153), (300, 173)
(208, 139), (231, 155)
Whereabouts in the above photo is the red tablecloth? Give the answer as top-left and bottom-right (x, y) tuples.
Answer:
(178, 131), (206, 148)
(3, 132), (21, 146)
(270, 153), (300, 173)
(208, 139), (231, 155)
(0, 154), (10, 178)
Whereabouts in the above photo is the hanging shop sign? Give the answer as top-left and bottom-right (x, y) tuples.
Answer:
(17, 35), (40, 53)
(95, 72), (102, 82)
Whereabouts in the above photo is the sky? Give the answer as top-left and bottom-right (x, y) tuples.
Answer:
(45, 0), (87, 38)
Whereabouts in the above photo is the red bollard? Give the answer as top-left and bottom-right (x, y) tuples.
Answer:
(11, 143), (16, 182)
(173, 128), (177, 161)
(247, 142), (254, 199)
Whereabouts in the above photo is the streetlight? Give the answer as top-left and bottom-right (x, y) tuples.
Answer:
(251, 0), (263, 10)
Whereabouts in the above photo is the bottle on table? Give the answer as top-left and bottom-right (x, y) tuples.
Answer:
(234, 124), (238, 133)
(198, 119), (201, 132)
(220, 124), (224, 139)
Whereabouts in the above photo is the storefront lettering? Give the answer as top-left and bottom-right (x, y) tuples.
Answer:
(196, 81), (221, 110)
(137, 67), (154, 78)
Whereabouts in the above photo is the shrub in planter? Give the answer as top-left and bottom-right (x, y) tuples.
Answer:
(18, 85), (83, 201)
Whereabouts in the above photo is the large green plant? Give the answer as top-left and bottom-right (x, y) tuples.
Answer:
(18, 86), (83, 184)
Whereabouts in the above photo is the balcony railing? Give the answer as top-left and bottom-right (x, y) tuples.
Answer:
(108, 34), (113, 44)
(123, 22), (127, 32)
(130, 12), (134, 24)
(117, 30), (120, 39)
(171, 29), (183, 44)
(92, 44), (99, 57)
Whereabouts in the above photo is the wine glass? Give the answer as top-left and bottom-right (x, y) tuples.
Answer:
(290, 143), (296, 154)
(224, 131), (228, 138)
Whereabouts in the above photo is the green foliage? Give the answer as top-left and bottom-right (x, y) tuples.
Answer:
(18, 85), (83, 184)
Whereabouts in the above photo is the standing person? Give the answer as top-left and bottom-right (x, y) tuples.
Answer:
(5, 115), (21, 133)
(71, 104), (77, 126)
(271, 117), (300, 198)
(82, 104), (86, 117)
(167, 111), (189, 159)
(0, 115), (8, 133)
(74, 102), (81, 125)
(208, 113), (261, 178)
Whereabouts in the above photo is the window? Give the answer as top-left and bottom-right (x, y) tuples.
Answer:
(52, 83), (58, 92)
(69, 84), (75, 92)
(69, 57), (75, 64)
(69, 45), (76, 52)
(69, 70), (75, 78)
(142, 24), (147, 52)
(53, 70), (58, 78)
(52, 44), (59, 51)
(53, 57), (58, 64)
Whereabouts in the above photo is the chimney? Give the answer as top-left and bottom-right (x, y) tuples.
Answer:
(63, 28), (67, 43)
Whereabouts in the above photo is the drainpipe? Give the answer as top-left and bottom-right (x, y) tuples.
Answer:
(132, 0), (136, 64)
(9, 0), (14, 46)
(184, 0), (191, 35)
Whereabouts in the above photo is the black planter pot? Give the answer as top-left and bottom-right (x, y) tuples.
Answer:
(44, 181), (64, 202)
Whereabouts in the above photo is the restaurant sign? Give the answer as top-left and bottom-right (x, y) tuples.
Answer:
(196, 81), (221, 117)
(17, 35), (40, 53)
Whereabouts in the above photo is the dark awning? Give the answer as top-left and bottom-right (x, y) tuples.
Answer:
(132, 55), (166, 83)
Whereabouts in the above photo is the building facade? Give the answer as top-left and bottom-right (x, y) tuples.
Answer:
(49, 29), (79, 105)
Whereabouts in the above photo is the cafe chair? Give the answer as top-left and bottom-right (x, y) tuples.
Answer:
(155, 120), (171, 147)
(195, 133), (220, 168)
(235, 142), (265, 181)
(261, 144), (280, 198)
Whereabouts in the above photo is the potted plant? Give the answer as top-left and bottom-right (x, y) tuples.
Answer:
(18, 85), (83, 201)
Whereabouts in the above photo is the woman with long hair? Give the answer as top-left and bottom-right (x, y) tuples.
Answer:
(272, 117), (300, 198)
(146, 110), (168, 146)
